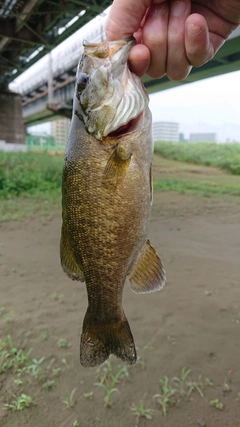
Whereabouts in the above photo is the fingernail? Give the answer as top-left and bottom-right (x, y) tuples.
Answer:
(187, 23), (202, 36)
(171, 1), (187, 17)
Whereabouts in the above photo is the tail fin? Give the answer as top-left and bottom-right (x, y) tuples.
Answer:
(80, 311), (137, 367)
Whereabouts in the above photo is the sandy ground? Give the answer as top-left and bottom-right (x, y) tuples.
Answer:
(0, 166), (240, 427)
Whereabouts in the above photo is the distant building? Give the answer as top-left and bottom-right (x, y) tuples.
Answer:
(179, 132), (187, 142)
(51, 118), (70, 146)
(152, 121), (179, 142)
(189, 133), (218, 143)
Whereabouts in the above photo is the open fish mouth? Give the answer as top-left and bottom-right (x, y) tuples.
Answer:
(75, 38), (149, 141)
(107, 113), (143, 138)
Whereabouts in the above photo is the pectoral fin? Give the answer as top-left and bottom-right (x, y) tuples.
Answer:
(128, 240), (166, 293)
(60, 225), (85, 282)
(103, 144), (131, 185)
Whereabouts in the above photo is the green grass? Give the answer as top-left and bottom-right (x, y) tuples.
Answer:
(154, 141), (240, 175)
(0, 151), (63, 221)
(153, 177), (240, 196)
(0, 151), (63, 198)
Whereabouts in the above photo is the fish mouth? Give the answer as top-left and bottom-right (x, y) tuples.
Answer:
(77, 38), (149, 141)
(106, 113), (142, 138)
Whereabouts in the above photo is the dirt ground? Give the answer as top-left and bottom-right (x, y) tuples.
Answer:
(0, 162), (240, 427)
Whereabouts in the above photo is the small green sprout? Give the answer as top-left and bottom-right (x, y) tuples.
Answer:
(131, 395), (154, 426)
(136, 345), (153, 369)
(173, 367), (191, 396)
(51, 293), (64, 302)
(42, 380), (55, 391)
(4, 394), (35, 411)
(153, 377), (177, 416)
(57, 338), (71, 349)
(63, 388), (77, 409)
(40, 332), (49, 340)
(83, 391), (93, 400)
(209, 399), (223, 410)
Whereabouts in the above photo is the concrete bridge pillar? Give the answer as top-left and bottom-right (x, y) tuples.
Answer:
(0, 89), (25, 144)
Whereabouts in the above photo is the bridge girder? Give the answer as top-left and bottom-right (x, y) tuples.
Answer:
(0, 0), (112, 87)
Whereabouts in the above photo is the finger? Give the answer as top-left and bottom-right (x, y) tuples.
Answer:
(167, 0), (192, 80)
(185, 14), (215, 67)
(142, 2), (169, 78)
(105, 0), (151, 41)
(185, 12), (232, 67)
(128, 44), (151, 77)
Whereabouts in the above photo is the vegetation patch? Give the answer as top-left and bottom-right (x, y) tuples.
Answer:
(153, 177), (240, 196)
(154, 141), (240, 175)
(0, 151), (63, 198)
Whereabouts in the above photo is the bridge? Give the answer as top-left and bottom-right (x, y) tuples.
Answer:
(0, 0), (239, 144)
(0, 0), (111, 144)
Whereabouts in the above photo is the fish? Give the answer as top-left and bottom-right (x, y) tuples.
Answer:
(60, 37), (166, 368)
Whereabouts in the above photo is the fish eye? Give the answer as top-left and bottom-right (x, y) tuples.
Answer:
(77, 72), (89, 87)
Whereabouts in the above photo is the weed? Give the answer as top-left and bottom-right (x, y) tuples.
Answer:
(95, 360), (129, 407)
(223, 379), (231, 392)
(131, 395), (154, 426)
(153, 376), (178, 416)
(96, 358), (129, 385)
(52, 367), (62, 376)
(63, 388), (77, 409)
(83, 391), (93, 400)
(204, 290), (213, 296)
(173, 367), (191, 396)
(209, 399), (223, 410)
(167, 335), (176, 346)
(4, 394), (35, 411)
(62, 357), (69, 368)
(0, 306), (5, 316)
(96, 359), (113, 384)
(57, 338), (71, 349)
(51, 293), (64, 302)
(46, 358), (62, 376)
(40, 332), (49, 340)
(0, 335), (32, 373)
(42, 380), (55, 391)
(136, 345), (153, 369)
(73, 421), (79, 427)
(187, 376), (205, 399)
(13, 379), (23, 387)
(205, 378), (214, 387)
(94, 381), (118, 407)
(23, 357), (45, 378)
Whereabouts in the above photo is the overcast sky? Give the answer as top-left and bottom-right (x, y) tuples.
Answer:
(149, 70), (240, 142)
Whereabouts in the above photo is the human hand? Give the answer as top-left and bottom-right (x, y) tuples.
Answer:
(105, 0), (240, 80)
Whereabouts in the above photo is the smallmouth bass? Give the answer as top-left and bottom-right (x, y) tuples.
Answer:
(60, 38), (166, 367)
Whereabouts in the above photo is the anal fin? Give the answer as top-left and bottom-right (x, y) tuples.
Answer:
(128, 239), (166, 293)
(60, 225), (84, 282)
